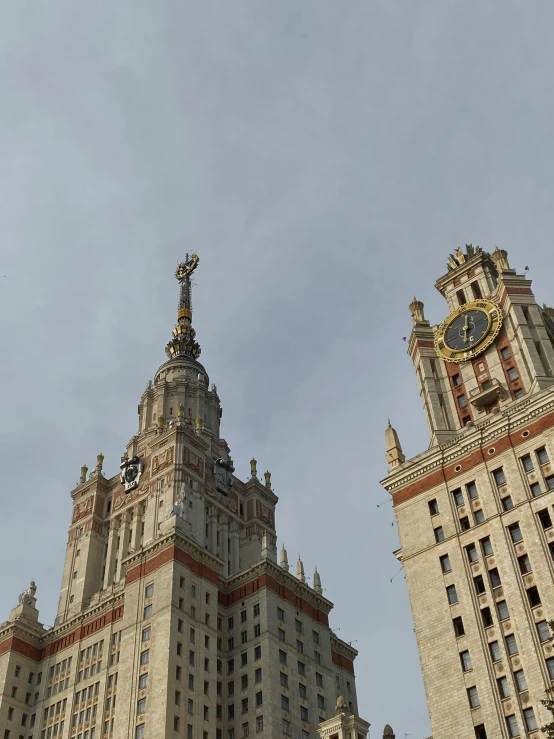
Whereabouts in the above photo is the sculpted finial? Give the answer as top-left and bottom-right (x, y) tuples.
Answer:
(250, 458), (258, 479)
(409, 297), (425, 324)
(80, 465), (88, 484)
(264, 471), (272, 488)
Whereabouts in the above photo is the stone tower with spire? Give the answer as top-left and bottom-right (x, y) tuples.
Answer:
(0, 255), (362, 739)
(382, 246), (554, 739)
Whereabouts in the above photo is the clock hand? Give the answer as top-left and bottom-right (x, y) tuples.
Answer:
(462, 314), (470, 342)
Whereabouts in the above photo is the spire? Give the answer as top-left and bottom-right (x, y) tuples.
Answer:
(491, 246), (511, 271)
(280, 545), (289, 571)
(383, 725), (395, 739)
(297, 556), (306, 583)
(165, 254), (202, 360)
(385, 420), (405, 471)
(313, 567), (322, 594)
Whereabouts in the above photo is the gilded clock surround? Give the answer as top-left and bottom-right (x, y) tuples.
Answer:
(434, 298), (502, 362)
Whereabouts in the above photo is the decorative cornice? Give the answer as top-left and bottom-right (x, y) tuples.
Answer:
(382, 385), (554, 500)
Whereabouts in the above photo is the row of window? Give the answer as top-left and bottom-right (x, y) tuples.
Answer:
(135, 718), (311, 739)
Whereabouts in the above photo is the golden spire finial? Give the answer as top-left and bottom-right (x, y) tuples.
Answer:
(166, 254), (202, 360)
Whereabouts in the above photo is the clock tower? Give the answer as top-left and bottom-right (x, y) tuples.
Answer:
(383, 246), (554, 739)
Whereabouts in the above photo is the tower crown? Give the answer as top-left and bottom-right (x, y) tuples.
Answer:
(165, 253), (202, 360)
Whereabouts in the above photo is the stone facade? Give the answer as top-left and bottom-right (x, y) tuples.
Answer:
(0, 258), (362, 739)
(383, 247), (554, 739)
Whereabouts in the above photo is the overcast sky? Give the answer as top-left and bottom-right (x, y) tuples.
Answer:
(2, 2), (554, 736)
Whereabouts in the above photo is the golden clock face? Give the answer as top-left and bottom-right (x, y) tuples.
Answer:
(435, 299), (502, 362)
(542, 310), (554, 343)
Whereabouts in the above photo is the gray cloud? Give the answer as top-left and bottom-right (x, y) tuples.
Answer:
(2, 2), (554, 735)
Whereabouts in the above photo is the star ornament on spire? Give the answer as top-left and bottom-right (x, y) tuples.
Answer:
(165, 254), (202, 360)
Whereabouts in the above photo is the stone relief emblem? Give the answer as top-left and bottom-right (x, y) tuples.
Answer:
(152, 446), (174, 475)
(18, 581), (37, 607)
(120, 456), (144, 493)
(72, 496), (94, 523)
(213, 458), (235, 497)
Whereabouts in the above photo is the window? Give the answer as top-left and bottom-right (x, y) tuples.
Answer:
(467, 686), (480, 709)
(467, 482), (479, 500)
(139, 673), (148, 689)
(280, 672), (288, 687)
(481, 537), (493, 556)
(241, 631), (247, 644)
(474, 509), (485, 524)
(506, 715), (519, 738)
(137, 698), (147, 715)
(299, 683), (307, 699)
(453, 616), (465, 637)
(428, 499), (439, 516)
(466, 543), (478, 563)
(440, 554), (452, 573)
(140, 650), (149, 665)
(547, 657), (554, 679)
(460, 516), (471, 531)
(508, 523), (522, 543)
(434, 526), (444, 543)
(523, 707), (537, 731)
(241, 723), (249, 738)
(452, 373), (462, 387)
(538, 621), (551, 642)
(241, 675), (248, 690)
(277, 608), (284, 621)
(254, 668), (261, 683)
(240, 652), (247, 667)
(189, 651), (195, 666)
(281, 695), (290, 711)
(521, 454), (534, 472)
(502, 496), (514, 511)
(296, 640), (304, 653)
(143, 605), (152, 620)
(241, 610), (247, 623)
(254, 624), (260, 638)
(530, 481), (543, 497)
(228, 705), (235, 719)
(177, 642), (182, 656)
(505, 634), (518, 655)
(514, 669), (527, 692)
(474, 575), (485, 595)
(509, 545), (529, 572)
(481, 607), (493, 627)
(538, 447), (550, 465)
(527, 586), (541, 606)
(507, 366), (519, 381)
(254, 646), (261, 660)
(539, 508), (553, 529)
(297, 661), (306, 676)
(489, 641), (502, 661)
(253, 604), (260, 618)
(514, 388), (524, 399)
(205, 680), (210, 695)
(498, 676), (510, 699)
(493, 468), (506, 486)
(315, 672), (323, 687)
(458, 395), (468, 409)
(279, 651), (287, 665)
(282, 720), (291, 736)
(141, 627), (150, 642)
(446, 585), (458, 605)
(501, 347), (511, 360)
(489, 568), (501, 588)
(452, 488), (464, 507)
(241, 698), (248, 714)
(135, 726), (145, 739)
(497, 601), (509, 620)
(228, 638), (235, 650)
(547, 475), (554, 490)
(460, 650), (472, 672)
(474, 726), (487, 739)
(256, 716), (263, 732)
(300, 706), (309, 721)
(295, 619), (303, 634)
(312, 630), (319, 645)
(278, 629), (285, 643)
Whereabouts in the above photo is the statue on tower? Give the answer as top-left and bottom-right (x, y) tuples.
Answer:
(18, 581), (37, 608)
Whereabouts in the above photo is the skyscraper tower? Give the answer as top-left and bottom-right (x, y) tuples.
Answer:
(382, 246), (554, 739)
(0, 256), (362, 739)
